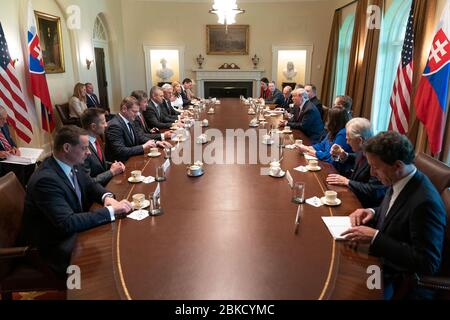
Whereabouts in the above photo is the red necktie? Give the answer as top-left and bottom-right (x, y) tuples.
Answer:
(95, 139), (103, 162)
(0, 132), (12, 151)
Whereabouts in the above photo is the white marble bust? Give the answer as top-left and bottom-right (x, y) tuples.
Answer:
(156, 58), (174, 81)
(283, 61), (298, 81)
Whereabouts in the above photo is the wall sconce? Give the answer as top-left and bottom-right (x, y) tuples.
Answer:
(86, 58), (94, 70)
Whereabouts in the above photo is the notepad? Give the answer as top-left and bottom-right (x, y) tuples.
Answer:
(1, 148), (44, 165)
(321, 216), (351, 240)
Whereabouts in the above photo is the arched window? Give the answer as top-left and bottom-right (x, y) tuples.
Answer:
(335, 13), (355, 97)
(93, 16), (108, 42)
(371, 0), (412, 133)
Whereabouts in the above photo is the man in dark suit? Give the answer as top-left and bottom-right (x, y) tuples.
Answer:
(85, 82), (113, 121)
(18, 125), (133, 276)
(305, 84), (324, 119)
(143, 86), (178, 130)
(280, 88), (324, 144)
(0, 106), (35, 186)
(281, 86), (293, 110)
(105, 96), (171, 163)
(264, 82), (285, 106)
(342, 131), (446, 299)
(81, 108), (126, 186)
(326, 117), (386, 208)
(131, 90), (173, 142)
(161, 84), (181, 121)
(181, 78), (193, 107)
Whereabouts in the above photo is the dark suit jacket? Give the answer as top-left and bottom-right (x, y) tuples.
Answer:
(287, 101), (324, 144)
(344, 153), (386, 208)
(18, 157), (112, 275)
(86, 93), (100, 109)
(180, 87), (191, 107)
(265, 89), (285, 106)
(310, 96), (324, 119)
(370, 171), (446, 298)
(105, 114), (146, 162)
(133, 115), (163, 143)
(0, 124), (17, 151)
(143, 100), (174, 130)
(83, 140), (113, 186)
(281, 95), (293, 110)
(162, 99), (179, 120)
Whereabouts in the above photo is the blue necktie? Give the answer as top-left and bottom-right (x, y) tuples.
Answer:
(376, 187), (394, 230)
(70, 169), (83, 209)
(127, 123), (136, 144)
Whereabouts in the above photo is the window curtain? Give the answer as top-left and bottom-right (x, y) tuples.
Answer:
(321, 10), (341, 108)
(345, 0), (384, 119)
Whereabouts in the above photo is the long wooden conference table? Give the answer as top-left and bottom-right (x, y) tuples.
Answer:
(69, 99), (382, 300)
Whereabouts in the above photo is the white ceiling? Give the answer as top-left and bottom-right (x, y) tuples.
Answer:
(136, 0), (329, 3)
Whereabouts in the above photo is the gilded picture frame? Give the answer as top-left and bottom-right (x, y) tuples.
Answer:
(206, 25), (249, 55)
(34, 11), (65, 73)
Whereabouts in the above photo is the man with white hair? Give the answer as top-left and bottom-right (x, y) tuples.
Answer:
(326, 117), (386, 208)
(279, 88), (324, 144)
(161, 84), (181, 120)
(281, 86), (293, 110)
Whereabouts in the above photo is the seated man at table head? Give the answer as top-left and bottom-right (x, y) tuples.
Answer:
(326, 117), (386, 208)
(341, 131), (446, 299)
(105, 96), (169, 163)
(279, 88), (324, 144)
(181, 78), (194, 107)
(81, 108), (125, 186)
(19, 125), (133, 276)
(305, 84), (323, 119)
(143, 86), (179, 130)
(264, 82), (284, 106)
(130, 90), (172, 142)
(259, 77), (270, 99)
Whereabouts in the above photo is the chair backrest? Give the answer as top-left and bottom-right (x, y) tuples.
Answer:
(415, 152), (450, 194)
(55, 103), (82, 127)
(0, 172), (26, 278)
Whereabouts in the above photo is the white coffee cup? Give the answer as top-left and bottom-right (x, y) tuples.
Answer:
(202, 119), (209, 126)
(325, 191), (338, 204)
(132, 193), (146, 208)
(150, 148), (159, 156)
(270, 166), (282, 176)
(263, 134), (271, 142)
(308, 159), (319, 168)
(285, 126), (291, 132)
(295, 139), (303, 146)
(131, 170), (142, 180)
(270, 161), (281, 168)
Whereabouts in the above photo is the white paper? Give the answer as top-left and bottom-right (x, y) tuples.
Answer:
(294, 166), (308, 173)
(321, 216), (351, 240)
(1, 147), (44, 165)
(143, 176), (155, 184)
(285, 170), (293, 188)
(163, 159), (170, 172)
(127, 210), (150, 221)
(306, 196), (323, 208)
(304, 154), (318, 161)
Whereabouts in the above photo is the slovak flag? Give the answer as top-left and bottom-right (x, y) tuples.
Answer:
(27, 0), (54, 132)
(414, 1), (450, 155)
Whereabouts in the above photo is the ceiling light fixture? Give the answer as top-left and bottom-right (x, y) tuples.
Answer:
(209, 0), (245, 29)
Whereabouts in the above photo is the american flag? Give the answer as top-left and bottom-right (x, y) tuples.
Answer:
(0, 23), (33, 143)
(388, 0), (414, 134)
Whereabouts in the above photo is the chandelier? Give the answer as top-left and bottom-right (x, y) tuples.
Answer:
(209, 0), (245, 26)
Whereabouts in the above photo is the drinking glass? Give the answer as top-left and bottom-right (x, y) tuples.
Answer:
(155, 165), (166, 182)
(292, 182), (305, 204)
(149, 192), (163, 215)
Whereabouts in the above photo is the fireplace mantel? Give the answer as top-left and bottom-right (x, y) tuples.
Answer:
(192, 69), (265, 98)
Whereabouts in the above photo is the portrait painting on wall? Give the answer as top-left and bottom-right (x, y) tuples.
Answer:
(34, 11), (65, 73)
(206, 25), (249, 55)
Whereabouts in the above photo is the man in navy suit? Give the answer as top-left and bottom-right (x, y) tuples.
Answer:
(19, 125), (133, 276)
(143, 86), (178, 130)
(180, 78), (193, 107)
(81, 108), (125, 186)
(305, 84), (324, 119)
(279, 88), (324, 144)
(161, 84), (182, 120)
(264, 82), (285, 107)
(105, 96), (171, 163)
(0, 106), (35, 186)
(342, 131), (446, 299)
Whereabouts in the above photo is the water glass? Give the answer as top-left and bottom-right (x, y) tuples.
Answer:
(292, 182), (305, 204)
(156, 165), (166, 182)
(164, 147), (172, 159)
(149, 192), (163, 215)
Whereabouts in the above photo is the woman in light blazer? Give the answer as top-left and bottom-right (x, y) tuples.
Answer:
(69, 83), (88, 119)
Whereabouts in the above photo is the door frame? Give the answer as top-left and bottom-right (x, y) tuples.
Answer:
(93, 40), (113, 110)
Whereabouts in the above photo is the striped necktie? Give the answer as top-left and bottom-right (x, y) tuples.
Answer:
(0, 131), (12, 151)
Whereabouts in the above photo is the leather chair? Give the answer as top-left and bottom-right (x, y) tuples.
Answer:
(414, 153), (450, 299)
(0, 172), (65, 300)
(55, 103), (81, 127)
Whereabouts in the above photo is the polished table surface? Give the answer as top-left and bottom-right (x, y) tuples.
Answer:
(69, 99), (381, 300)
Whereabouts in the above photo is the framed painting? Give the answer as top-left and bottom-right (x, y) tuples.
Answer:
(34, 11), (65, 73)
(206, 25), (249, 55)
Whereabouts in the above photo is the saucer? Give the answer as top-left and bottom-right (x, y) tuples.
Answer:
(207, 111), (215, 115)
(196, 140), (208, 144)
(283, 130), (293, 134)
(187, 170), (205, 177)
(262, 140), (274, 145)
(128, 176), (145, 183)
(172, 137), (187, 142)
(148, 152), (161, 158)
(133, 200), (150, 210)
(249, 123), (259, 127)
(269, 170), (286, 178)
(201, 124), (209, 127)
(306, 165), (321, 172)
(320, 197), (342, 207)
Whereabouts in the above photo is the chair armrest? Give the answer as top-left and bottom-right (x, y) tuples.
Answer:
(0, 247), (31, 259)
(417, 276), (450, 291)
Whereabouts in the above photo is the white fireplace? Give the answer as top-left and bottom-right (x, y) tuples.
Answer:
(192, 69), (266, 98)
